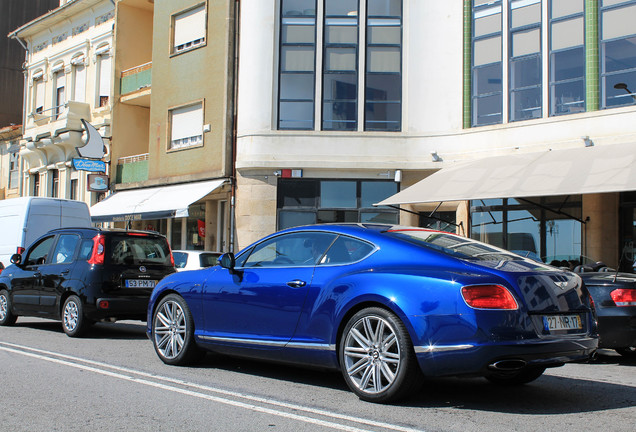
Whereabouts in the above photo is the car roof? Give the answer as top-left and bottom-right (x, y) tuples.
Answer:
(46, 227), (166, 237)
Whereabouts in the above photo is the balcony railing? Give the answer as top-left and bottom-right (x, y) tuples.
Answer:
(121, 62), (152, 96)
(116, 153), (149, 184)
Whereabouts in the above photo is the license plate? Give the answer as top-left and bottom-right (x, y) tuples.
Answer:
(543, 315), (582, 331)
(125, 279), (157, 288)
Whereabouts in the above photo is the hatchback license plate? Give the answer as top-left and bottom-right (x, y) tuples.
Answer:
(543, 314), (582, 331)
(125, 279), (157, 288)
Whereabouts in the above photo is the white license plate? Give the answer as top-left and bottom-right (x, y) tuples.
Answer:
(543, 315), (582, 331)
(125, 279), (157, 288)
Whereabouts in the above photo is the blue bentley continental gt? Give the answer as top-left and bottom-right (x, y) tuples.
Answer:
(147, 224), (597, 403)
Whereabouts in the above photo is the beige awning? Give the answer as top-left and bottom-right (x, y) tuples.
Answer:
(378, 142), (636, 206)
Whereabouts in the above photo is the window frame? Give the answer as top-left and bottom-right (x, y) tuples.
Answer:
(167, 100), (205, 152)
(170, 3), (208, 56)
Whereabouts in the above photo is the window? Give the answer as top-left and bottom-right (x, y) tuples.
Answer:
(278, 0), (402, 131)
(278, 0), (317, 130)
(97, 52), (111, 107)
(25, 236), (55, 266)
(601, 0), (636, 108)
(70, 178), (78, 200)
(32, 172), (40, 197)
(472, 1), (503, 126)
(8, 151), (19, 189)
(33, 75), (45, 115)
(72, 56), (86, 102)
(169, 102), (204, 150)
(509, 0), (542, 122)
(54, 69), (66, 119)
(52, 234), (80, 264)
(51, 169), (59, 198)
(243, 232), (338, 267)
(549, 0), (585, 115)
(277, 179), (399, 230)
(173, 4), (206, 54)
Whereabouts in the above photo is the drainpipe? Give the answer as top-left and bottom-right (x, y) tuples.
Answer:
(229, 0), (241, 253)
(12, 35), (29, 196)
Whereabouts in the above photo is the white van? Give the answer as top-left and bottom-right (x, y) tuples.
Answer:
(0, 197), (92, 268)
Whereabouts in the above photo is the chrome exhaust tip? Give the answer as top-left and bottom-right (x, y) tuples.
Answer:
(488, 359), (527, 371)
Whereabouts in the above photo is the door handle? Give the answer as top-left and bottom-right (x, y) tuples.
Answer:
(286, 279), (307, 288)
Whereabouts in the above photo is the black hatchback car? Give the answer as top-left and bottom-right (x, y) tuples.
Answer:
(0, 227), (175, 337)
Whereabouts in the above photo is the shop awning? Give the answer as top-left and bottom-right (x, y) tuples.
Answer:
(378, 142), (636, 206)
(90, 179), (226, 223)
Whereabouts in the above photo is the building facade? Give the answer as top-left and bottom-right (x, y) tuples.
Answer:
(8, 0), (116, 207)
(236, 0), (636, 269)
(90, 0), (236, 252)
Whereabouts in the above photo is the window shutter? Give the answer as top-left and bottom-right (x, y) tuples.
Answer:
(171, 104), (203, 141)
(174, 6), (206, 48)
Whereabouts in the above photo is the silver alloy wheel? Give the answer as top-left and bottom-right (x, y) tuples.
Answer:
(63, 300), (79, 331)
(0, 294), (7, 321)
(154, 300), (187, 360)
(343, 315), (401, 395)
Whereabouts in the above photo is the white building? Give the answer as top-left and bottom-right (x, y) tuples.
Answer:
(8, 0), (115, 206)
(236, 0), (636, 269)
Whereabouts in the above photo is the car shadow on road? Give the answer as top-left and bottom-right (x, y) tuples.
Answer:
(13, 318), (148, 340)
(190, 353), (636, 414)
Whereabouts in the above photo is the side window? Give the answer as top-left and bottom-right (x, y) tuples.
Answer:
(243, 232), (337, 267)
(322, 235), (375, 265)
(78, 239), (94, 260)
(25, 236), (56, 266)
(52, 234), (81, 264)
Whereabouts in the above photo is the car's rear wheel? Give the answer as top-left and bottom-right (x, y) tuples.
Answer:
(152, 294), (203, 365)
(485, 366), (546, 385)
(0, 289), (18, 326)
(62, 295), (89, 337)
(615, 347), (636, 358)
(339, 307), (423, 403)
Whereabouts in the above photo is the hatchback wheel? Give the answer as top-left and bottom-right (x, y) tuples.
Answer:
(339, 307), (423, 403)
(0, 289), (18, 326)
(152, 294), (203, 365)
(62, 295), (89, 337)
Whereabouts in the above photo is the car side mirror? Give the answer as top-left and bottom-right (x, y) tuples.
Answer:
(219, 253), (235, 271)
(10, 253), (22, 265)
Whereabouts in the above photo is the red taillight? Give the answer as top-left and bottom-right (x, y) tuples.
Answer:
(461, 285), (518, 310)
(98, 300), (109, 309)
(87, 234), (106, 265)
(610, 289), (636, 306)
(17, 247), (25, 255)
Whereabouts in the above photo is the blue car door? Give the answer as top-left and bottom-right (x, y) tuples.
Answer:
(201, 232), (337, 347)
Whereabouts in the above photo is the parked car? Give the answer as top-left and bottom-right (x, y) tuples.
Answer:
(0, 227), (175, 337)
(0, 197), (91, 269)
(543, 255), (636, 357)
(147, 224), (597, 403)
(172, 250), (222, 271)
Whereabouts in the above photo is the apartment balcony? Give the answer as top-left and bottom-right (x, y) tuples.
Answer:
(23, 100), (91, 151)
(116, 153), (149, 184)
(120, 62), (151, 107)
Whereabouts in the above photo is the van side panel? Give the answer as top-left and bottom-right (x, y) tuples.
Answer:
(0, 198), (31, 266)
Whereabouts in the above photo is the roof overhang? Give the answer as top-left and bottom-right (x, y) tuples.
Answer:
(90, 179), (227, 223)
(378, 142), (636, 206)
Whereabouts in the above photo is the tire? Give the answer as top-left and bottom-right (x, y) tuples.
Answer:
(339, 307), (423, 403)
(151, 294), (203, 365)
(485, 366), (546, 385)
(62, 295), (90, 337)
(615, 347), (636, 358)
(0, 289), (18, 326)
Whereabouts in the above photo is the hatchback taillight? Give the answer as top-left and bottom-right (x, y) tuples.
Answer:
(461, 284), (518, 310)
(610, 289), (636, 306)
(87, 234), (106, 265)
(16, 247), (25, 255)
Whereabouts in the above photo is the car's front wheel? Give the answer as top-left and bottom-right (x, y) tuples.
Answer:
(152, 294), (203, 365)
(615, 347), (636, 358)
(339, 307), (423, 403)
(0, 289), (18, 326)
(62, 295), (90, 337)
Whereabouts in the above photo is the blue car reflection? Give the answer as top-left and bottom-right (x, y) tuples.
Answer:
(147, 224), (597, 403)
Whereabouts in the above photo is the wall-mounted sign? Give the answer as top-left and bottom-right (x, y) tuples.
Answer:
(73, 158), (106, 172)
(77, 119), (106, 159)
(88, 173), (109, 192)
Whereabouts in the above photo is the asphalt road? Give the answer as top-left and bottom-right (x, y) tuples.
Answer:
(1, 317), (635, 432)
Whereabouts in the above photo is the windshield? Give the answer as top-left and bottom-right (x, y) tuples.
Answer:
(108, 235), (172, 266)
(385, 230), (522, 262)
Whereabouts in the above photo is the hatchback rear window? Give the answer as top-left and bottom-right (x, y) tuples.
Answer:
(108, 235), (172, 266)
(385, 230), (520, 262)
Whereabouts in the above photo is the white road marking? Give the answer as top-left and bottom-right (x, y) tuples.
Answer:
(0, 342), (424, 432)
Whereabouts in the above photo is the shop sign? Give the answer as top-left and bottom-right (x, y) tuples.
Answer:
(73, 158), (107, 172)
(88, 173), (109, 192)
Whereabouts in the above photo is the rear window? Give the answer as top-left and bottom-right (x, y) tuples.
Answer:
(385, 230), (521, 262)
(108, 234), (172, 266)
